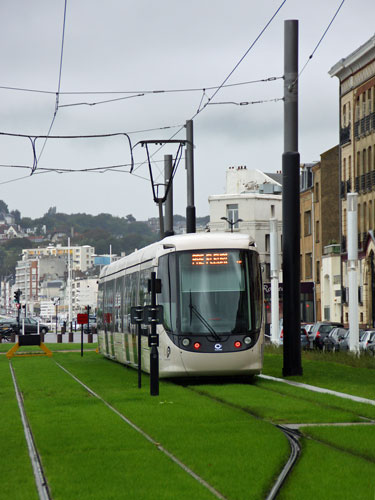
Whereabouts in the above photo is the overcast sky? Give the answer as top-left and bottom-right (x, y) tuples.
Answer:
(0, 0), (374, 222)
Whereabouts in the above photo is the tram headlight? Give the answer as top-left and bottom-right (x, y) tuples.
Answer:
(244, 336), (252, 345)
(182, 338), (190, 347)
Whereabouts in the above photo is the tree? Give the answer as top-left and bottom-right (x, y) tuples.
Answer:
(11, 209), (21, 224)
(0, 200), (9, 214)
(126, 214), (136, 223)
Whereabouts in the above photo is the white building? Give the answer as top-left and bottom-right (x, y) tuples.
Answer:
(209, 166), (283, 280)
(71, 278), (98, 314)
(22, 244), (95, 272)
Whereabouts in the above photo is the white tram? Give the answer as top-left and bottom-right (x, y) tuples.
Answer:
(98, 232), (264, 377)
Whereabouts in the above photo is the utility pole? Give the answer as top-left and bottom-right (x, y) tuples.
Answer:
(347, 193), (359, 353)
(186, 120), (196, 233)
(282, 19), (302, 376)
(270, 218), (280, 345)
(164, 154), (174, 236)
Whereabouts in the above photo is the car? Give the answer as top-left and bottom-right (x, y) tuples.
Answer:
(359, 330), (375, 350)
(0, 317), (49, 335)
(322, 327), (348, 351)
(339, 329), (366, 351)
(309, 322), (344, 350)
(300, 326), (310, 349)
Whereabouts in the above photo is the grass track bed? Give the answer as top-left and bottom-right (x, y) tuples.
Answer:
(10, 356), (215, 500)
(53, 352), (289, 500)
(279, 439), (375, 500)
(0, 358), (38, 500)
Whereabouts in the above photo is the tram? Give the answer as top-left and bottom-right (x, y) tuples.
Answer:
(97, 232), (264, 377)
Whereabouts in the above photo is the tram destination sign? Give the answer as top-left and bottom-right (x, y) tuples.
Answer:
(191, 252), (229, 266)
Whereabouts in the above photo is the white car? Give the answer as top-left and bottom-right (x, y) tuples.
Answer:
(359, 330), (375, 350)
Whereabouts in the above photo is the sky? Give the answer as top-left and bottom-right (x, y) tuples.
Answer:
(0, 0), (374, 222)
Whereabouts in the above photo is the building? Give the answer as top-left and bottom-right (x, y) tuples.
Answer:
(209, 166), (283, 282)
(22, 244), (95, 272)
(329, 34), (375, 327)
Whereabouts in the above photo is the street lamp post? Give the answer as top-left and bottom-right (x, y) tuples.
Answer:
(220, 217), (243, 233)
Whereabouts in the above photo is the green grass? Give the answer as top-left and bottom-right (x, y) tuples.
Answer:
(3, 348), (375, 500)
(279, 438), (375, 500)
(302, 425), (375, 462)
(263, 346), (375, 400)
(9, 356), (216, 500)
(0, 359), (39, 500)
(53, 352), (289, 500)
(192, 380), (373, 424)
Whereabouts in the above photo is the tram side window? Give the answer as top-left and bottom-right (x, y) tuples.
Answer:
(158, 254), (177, 332)
(123, 273), (131, 333)
(104, 280), (115, 332)
(250, 252), (262, 329)
(97, 284), (104, 330)
(139, 268), (151, 307)
(115, 276), (123, 332)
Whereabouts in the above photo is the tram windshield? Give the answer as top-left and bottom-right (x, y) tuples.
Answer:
(159, 249), (262, 335)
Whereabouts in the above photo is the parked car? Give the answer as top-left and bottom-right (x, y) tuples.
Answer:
(0, 317), (49, 335)
(300, 326), (310, 349)
(359, 330), (375, 350)
(309, 321), (344, 349)
(339, 329), (366, 351)
(322, 327), (348, 351)
(0, 317), (15, 336)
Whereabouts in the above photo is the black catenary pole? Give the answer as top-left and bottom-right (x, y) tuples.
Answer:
(282, 19), (302, 376)
(149, 272), (159, 396)
(186, 120), (196, 233)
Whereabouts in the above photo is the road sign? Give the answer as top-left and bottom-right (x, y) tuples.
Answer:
(77, 313), (88, 325)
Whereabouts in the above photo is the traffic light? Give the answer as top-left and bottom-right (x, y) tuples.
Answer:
(13, 289), (22, 304)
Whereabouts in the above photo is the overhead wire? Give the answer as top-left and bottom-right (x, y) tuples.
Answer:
(290, 0), (346, 88)
(33, 0), (68, 173)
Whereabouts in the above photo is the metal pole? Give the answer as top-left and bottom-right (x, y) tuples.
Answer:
(347, 193), (359, 353)
(149, 272), (159, 396)
(270, 218), (280, 344)
(164, 154), (174, 236)
(81, 324), (84, 357)
(186, 120), (196, 233)
(284, 20), (298, 153)
(137, 322), (142, 388)
(158, 201), (164, 239)
(282, 19), (302, 376)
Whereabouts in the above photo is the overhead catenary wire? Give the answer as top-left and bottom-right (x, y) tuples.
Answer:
(34, 0), (68, 173)
(290, 0), (346, 88)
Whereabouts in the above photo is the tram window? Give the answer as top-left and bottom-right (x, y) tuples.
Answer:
(115, 277), (123, 332)
(158, 254), (177, 332)
(104, 279), (115, 332)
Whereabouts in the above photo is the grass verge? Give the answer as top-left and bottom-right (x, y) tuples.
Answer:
(263, 346), (375, 400)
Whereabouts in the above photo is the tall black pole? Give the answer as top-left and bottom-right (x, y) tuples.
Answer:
(186, 120), (196, 233)
(282, 20), (302, 376)
(164, 154), (174, 236)
(149, 272), (159, 396)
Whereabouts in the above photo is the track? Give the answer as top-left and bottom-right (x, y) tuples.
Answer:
(9, 362), (52, 500)
(10, 358), (375, 500)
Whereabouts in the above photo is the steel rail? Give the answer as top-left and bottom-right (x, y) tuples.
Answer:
(55, 361), (227, 500)
(9, 362), (51, 500)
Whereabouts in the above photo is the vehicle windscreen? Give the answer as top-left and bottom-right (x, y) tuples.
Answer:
(159, 249), (262, 336)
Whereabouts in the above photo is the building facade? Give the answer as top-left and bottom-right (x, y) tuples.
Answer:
(329, 34), (375, 327)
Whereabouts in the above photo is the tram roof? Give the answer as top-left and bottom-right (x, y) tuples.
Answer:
(99, 232), (256, 279)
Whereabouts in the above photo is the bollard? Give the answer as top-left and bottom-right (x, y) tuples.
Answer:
(68, 331), (73, 342)
(88, 333), (93, 343)
(57, 333), (62, 343)
(40, 332), (45, 343)
(11, 332), (16, 342)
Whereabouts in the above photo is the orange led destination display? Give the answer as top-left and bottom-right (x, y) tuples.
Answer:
(192, 252), (229, 266)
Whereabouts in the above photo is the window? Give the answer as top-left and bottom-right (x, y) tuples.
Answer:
(342, 103), (346, 126)
(314, 182), (319, 202)
(316, 262), (320, 284)
(305, 253), (312, 279)
(315, 220), (320, 243)
(304, 211), (312, 236)
(226, 204), (240, 229)
(265, 233), (270, 252)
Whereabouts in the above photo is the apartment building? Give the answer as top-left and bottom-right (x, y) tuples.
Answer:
(329, 34), (375, 327)
(22, 244), (95, 272)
